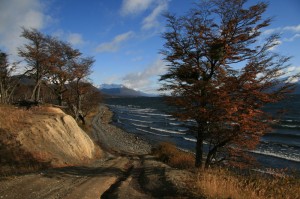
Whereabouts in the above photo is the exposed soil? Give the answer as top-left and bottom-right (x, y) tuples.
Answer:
(0, 105), (201, 199)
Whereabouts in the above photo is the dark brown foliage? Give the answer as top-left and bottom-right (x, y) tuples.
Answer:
(46, 37), (81, 106)
(16, 28), (101, 123)
(18, 28), (50, 102)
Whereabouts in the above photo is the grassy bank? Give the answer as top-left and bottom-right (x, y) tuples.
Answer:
(0, 105), (102, 176)
(153, 142), (300, 199)
(0, 106), (53, 176)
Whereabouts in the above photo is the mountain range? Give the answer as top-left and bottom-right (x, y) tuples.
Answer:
(99, 84), (155, 97)
(99, 82), (300, 97)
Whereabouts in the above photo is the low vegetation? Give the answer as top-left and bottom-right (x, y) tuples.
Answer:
(154, 142), (300, 199)
(0, 105), (52, 175)
(0, 105), (58, 132)
(197, 168), (300, 199)
(153, 142), (195, 169)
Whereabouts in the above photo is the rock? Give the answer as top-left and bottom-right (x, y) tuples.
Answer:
(16, 107), (97, 167)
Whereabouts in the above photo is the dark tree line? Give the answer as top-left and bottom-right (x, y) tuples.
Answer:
(160, 0), (297, 168)
(0, 52), (19, 104)
(0, 28), (102, 124)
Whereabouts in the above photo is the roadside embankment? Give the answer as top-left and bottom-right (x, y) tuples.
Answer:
(0, 105), (100, 174)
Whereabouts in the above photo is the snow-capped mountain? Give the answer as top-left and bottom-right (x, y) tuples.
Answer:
(99, 84), (125, 89)
(99, 84), (155, 97)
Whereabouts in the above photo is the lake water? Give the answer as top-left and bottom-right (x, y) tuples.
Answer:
(105, 95), (300, 171)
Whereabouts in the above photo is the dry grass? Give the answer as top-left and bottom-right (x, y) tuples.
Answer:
(196, 168), (300, 199)
(0, 105), (32, 132)
(153, 142), (300, 199)
(0, 105), (57, 133)
(0, 105), (63, 176)
(0, 127), (50, 176)
(153, 142), (195, 169)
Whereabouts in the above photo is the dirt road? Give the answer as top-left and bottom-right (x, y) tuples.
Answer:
(0, 154), (197, 198)
(0, 106), (198, 198)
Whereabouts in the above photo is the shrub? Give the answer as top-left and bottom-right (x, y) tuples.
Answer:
(153, 142), (195, 169)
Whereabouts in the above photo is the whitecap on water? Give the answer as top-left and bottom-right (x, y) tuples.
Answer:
(250, 150), (300, 163)
(119, 116), (152, 123)
(183, 137), (197, 142)
(136, 128), (169, 137)
(150, 127), (186, 135)
(131, 123), (148, 128)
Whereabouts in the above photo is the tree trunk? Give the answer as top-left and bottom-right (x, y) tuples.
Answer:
(36, 84), (41, 101)
(205, 139), (230, 168)
(31, 80), (41, 102)
(7, 84), (17, 104)
(58, 93), (63, 106)
(78, 113), (85, 125)
(205, 150), (214, 169)
(195, 129), (204, 168)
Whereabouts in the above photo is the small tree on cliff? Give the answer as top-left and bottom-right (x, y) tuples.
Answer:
(65, 81), (102, 125)
(160, 0), (295, 168)
(65, 57), (94, 124)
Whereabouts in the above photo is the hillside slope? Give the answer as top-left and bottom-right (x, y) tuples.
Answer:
(0, 106), (99, 168)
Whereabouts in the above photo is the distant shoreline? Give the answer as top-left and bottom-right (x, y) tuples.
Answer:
(91, 104), (153, 155)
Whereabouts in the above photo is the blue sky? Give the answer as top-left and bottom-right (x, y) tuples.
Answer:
(0, 0), (299, 93)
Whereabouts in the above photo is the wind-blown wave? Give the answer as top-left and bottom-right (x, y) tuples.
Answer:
(132, 123), (148, 128)
(150, 127), (186, 135)
(136, 128), (169, 137)
(119, 116), (152, 123)
(251, 150), (300, 163)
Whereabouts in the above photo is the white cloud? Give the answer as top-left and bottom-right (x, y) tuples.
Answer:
(132, 56), (143, 62)
(142, 0), (168, 30)
(120, 0), (153, 16)
(286, 66), (300, 74)
(96, 31), (134, 53)
(263, 24), (300, 35)
(51, 30), (86, 46)
(122, 58), (168, 91)
(103, 75), (122, 85)
(283, 24), (300, 32)
(283, 33), (300, 42)
(67, 33), (84, 46)
(262, 28), (281, 35)
(268, 39), (282, 51)
(0, 0), (50, 59)
(285, 76), (299, 83)
(287, 66), (296, 73)
(282, 66), (300, 83)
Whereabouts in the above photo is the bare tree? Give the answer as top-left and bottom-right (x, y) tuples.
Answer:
(160, 0), (295, 168)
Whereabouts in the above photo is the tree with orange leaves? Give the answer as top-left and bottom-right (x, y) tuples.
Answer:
(47, 38), (81, 106)
(160, 0), (296, 168)
(18, 28), (49, 102)
(64, 56), (95, 124)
